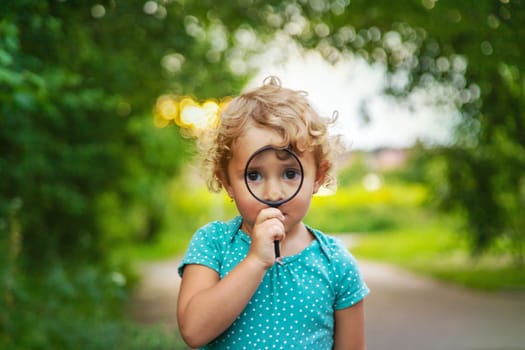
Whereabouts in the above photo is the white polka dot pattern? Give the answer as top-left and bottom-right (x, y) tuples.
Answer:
(179, 216), (370, 349)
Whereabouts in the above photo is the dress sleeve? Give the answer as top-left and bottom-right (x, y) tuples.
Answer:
(178, 222), (223, 277)
(333, 247), (370, 310)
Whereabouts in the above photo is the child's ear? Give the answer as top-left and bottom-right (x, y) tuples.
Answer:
(224, 183), (234, 199)
(313, 160), (331, 194)
(217, 170), (234, 197)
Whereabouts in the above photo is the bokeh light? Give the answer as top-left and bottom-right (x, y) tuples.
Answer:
(153, 94), (231, 137)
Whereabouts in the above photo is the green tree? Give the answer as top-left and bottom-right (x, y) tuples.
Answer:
(1, 0), (523, 272)
(181, 0), (525, 263)
(237, 0), (524, 263)
(0, 0), (247, 265)
(1, 1), (248, 347)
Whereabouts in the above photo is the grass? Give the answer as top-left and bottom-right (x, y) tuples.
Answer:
(120, 173), (525, 293)
(307, 179), (525, 292)
(350, 219), (525, 292)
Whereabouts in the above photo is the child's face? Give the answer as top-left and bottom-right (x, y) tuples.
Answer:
(223, 126), (324, 234)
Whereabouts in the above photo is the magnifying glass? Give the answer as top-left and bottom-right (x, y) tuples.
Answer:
(244, 145), (304, 258)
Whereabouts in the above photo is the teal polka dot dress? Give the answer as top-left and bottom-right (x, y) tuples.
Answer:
(179, 216), (370, 349)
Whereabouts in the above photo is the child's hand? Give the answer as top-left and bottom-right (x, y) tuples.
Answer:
(249, 207), (285, 267)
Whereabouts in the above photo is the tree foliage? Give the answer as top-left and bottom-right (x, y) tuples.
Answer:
(1, 1), (247, 347)
(1, 0), (523, 268)
(0, 0), (247, 266)
(232, 0), (524, 262)
(180, 0), (524, 261)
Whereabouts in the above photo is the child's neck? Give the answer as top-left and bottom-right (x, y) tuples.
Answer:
(280, 221), (315, 257)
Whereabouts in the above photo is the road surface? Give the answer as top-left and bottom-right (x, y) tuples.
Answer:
(130, 248), (525, 349)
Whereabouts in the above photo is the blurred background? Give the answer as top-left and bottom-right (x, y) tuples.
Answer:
(1, 0), (524, 349)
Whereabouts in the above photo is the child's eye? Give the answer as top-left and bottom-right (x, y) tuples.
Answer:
(246, 171), (262, 182)
(283, 169), (300, 180)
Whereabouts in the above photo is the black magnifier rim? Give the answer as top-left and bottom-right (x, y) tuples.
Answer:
(244, 145), (304, 208)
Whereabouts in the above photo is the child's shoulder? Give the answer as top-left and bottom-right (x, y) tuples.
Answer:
(308, 227), (357, 261)
(308, 227), (344, 248)
(195, 216), (243, 239)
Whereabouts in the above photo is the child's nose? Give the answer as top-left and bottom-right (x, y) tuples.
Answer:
(263, 178), (285, 203)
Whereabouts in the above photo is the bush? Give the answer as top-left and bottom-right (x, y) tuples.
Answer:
(0, 209), (186, 350)
(0, 255), (188, 349)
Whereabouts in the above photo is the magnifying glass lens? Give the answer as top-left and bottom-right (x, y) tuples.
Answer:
(244, 147), (304, 208)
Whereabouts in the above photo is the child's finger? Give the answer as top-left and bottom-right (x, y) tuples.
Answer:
(254, 207), (285, 224)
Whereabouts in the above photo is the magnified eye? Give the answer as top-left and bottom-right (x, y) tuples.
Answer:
(283, 169), (300, 180)
(246, 171), (262, 182)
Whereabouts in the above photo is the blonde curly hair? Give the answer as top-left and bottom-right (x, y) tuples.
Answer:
(198, 76), (344, 193)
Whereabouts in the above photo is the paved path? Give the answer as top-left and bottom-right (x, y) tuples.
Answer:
(362, 261), (525, 350)
(129, 258), (181, 330)
(130, 249), (525, 350)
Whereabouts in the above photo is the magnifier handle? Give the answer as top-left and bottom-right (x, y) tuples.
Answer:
(274, 240), (280, 258)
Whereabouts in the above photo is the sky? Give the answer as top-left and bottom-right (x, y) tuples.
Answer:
(246, 41), (459, 151)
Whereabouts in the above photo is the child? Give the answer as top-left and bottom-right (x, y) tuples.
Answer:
(177, 76), (369, 349)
